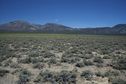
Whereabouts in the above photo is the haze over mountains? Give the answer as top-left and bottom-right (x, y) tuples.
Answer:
(0, 20), (126, 34)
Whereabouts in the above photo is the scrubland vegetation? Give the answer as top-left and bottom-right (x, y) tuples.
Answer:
(0, 33), (126, 84)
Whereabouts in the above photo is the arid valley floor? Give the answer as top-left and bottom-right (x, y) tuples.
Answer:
(0, 33), (126, 84)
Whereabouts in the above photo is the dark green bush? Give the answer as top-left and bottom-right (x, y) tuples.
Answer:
(34, 70), (54, 82)
(84, 54), (93, 59)
(19, 57), (41, 64)
(29, 53), (39, 57)
(0, 68), (9, 77)
(83, 59), (93, 66)
(43, 52), (55, 58)
(80, 70), (93, 80)
(95, 71), (104, 77)
(75, 62), (85, 67)
(103, 55), (111, 59)
(104, 70), (119, 77)
(34, 70), (76, 84)
(33, 63), (45, 69)
(17, 69), (31, 84)
(111, 78), (126, 84)
(18, 57), (31, 64)
(56, 70), (76, 84)
(93, 57), (104, 63)
(112, 57), (126, 70)
(61, 57), (69, 63)
(49, 58), (57, 64)
(61, 57), (80, 64)
(10, 63), (20, 68)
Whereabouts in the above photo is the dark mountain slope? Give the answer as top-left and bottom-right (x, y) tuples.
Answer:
(38, 23), (73, 33)
(111, 24), (126, 34)
(0, 20), (37, 32)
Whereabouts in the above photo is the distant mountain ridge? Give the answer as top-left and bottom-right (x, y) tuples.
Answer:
(0, 20), (126, 34)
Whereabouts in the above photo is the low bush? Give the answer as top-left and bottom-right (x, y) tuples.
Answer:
(80, 70), (94, 80)
(17, 69), (31, 84)
(111, 78), (126, 84)
(95, 71), (104, 77)
(104, 70), (119, 77)
(96, 63), (104, 67)
(61, 57), (69, 63)
(33, 63), (45, 69)
(83, 54), (93, 59)
(43, 52), (55, 58)
(10, 63), (21, 68)
(75, 62), (85, 67)
(34, 70), (55, 83)
(18, 57), (31, 64)
(49, 58), (57, 64)
(83, 59), (93, 66)
(29, 53), (39, 57)
(112, 57), (126, 70)
(93, 57), (104, 63)
(56, 70), (76, 84)
(0, 68), (9, 77)
(34, 70), (77, 84)
(19, 57), (41, 64)
(103, 55), (111, 59)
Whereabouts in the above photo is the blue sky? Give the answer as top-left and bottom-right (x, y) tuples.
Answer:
(0, 0), (126, 28)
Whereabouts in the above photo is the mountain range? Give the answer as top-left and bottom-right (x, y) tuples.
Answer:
(0, 20), (126, 34)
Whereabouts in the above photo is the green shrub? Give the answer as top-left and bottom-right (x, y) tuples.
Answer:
(75, 62), (85, 67)
(10, 63), (21, 68)
(43, 52), (55, 58)
(56, 70), (76, 84)
(18, 57), (31, 64)
(103, 55), (111, 59)
(111, 78), (126, 84)
(70, 57), (81, 63)
(34, 70), (56, 83)
(95, 71), (104, 77)
(19, 57), (40, 64)
(93, 57), (104, 63)
(3, 59), (12, 67)
(84, 54), (93, 59)
(0, 68), (9, 77)
(29, 53), (39, 57)
(83, 59), (93, 66)
(34, 70), (76, 84)
(18, 75), (29, 84)
(17, 69), (31, 84)
(104, 70), (119, 77)
(81, 70), (93, 80)
(33, 63), (45, 69)
(96, 63), (104, 67)
(112, 57), (126, 70)
(61, 57), (69, 63)
(49, 58), (57, 64)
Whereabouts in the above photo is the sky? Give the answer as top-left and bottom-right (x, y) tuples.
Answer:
(0, 0), (126, 28)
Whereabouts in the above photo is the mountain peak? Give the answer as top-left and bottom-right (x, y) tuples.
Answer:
(113, 24), (126, 28)
(9, 20), (30, 25)
(44, 23), (65, 27)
